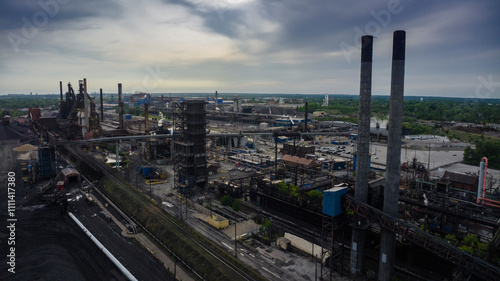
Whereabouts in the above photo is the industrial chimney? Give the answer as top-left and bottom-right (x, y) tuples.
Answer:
(379, 30), (406, 281)
(83, 78), (89, 137)
(59, 81), (63, 101)
(118, 83), (123, 130)
(351, 35), (373, 276)
(100, 89), (104, 122)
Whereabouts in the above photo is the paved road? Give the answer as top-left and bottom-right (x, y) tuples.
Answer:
(69, 187), (173, 281)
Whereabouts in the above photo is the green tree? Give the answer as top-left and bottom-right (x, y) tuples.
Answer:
(463, 146), (478, 165)
(463, 234), (479, 246)
(220, 195), (231, 206)
(444, 234), (458, 245)
(305, 190), (323, 203)
(232, 199), (241, 212)
(259, 219), (272, 232)
(464, 140), (500, 169)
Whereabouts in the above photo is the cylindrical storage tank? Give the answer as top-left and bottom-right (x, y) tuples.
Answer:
(259, 122), (268, 130)
(142, 166), (153, 177)
(124, 114), (132, 120)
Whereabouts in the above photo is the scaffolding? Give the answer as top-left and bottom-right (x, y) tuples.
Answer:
(37, 146), (56, 180)
(320, 214), (346, 280)
(173, 99), (208, 195)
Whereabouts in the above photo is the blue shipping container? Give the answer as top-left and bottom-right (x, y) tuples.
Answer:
(142, 166), (153, 177)
(322, 186), (347, 217)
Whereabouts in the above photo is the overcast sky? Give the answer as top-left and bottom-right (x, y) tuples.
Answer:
(1, 0), (499, 98)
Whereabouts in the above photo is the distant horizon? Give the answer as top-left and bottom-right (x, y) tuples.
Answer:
(1, 92), (499, 101)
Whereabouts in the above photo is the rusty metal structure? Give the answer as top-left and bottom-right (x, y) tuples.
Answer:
(344, 194), (500, 280)
(58, 79), (101, 139)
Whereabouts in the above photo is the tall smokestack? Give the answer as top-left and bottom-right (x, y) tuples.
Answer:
(145, 103), (151, 160)
(59, 81), (63, 101)
(351, 35), (373, 277)
(118, 83), (123, 130)
(145, 103), (149, 134)
(83, 78), (89, 137)
(100, 88), (104, 122)
(379, 30), (406, 281)
(304, 102), (308, 133)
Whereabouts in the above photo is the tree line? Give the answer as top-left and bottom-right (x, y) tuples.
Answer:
(464, 140), (500, 169)
(297, 97), (500, 124)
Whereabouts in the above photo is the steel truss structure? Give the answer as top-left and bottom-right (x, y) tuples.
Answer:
(173, 99), (208, 195)
(343, 194), (500, 280)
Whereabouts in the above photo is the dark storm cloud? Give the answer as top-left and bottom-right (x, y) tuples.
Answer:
(1, 0), (499, 96)
(175, 0), (412, 54)
(0, 0), (123, 31)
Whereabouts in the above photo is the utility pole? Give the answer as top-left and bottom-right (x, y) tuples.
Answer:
(312, 231), (317, 281)
(115, 141), (119, 170)
(427, 143), (431, 172)
(180, 194), (183, 222)
(234, 214), (237, 258)
(185, 195), (188, 221)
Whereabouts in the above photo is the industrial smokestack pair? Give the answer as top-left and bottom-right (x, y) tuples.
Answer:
(351, 31), (406, 281)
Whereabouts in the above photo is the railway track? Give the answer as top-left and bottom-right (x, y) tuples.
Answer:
(57, 143), (262, 281)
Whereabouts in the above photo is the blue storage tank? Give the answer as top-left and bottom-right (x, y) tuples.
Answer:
(142, 166), (153, 177)
(322, 186), (347, 217)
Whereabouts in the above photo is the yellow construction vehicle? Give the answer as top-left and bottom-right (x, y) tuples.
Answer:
(145, 179), (166, 185)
